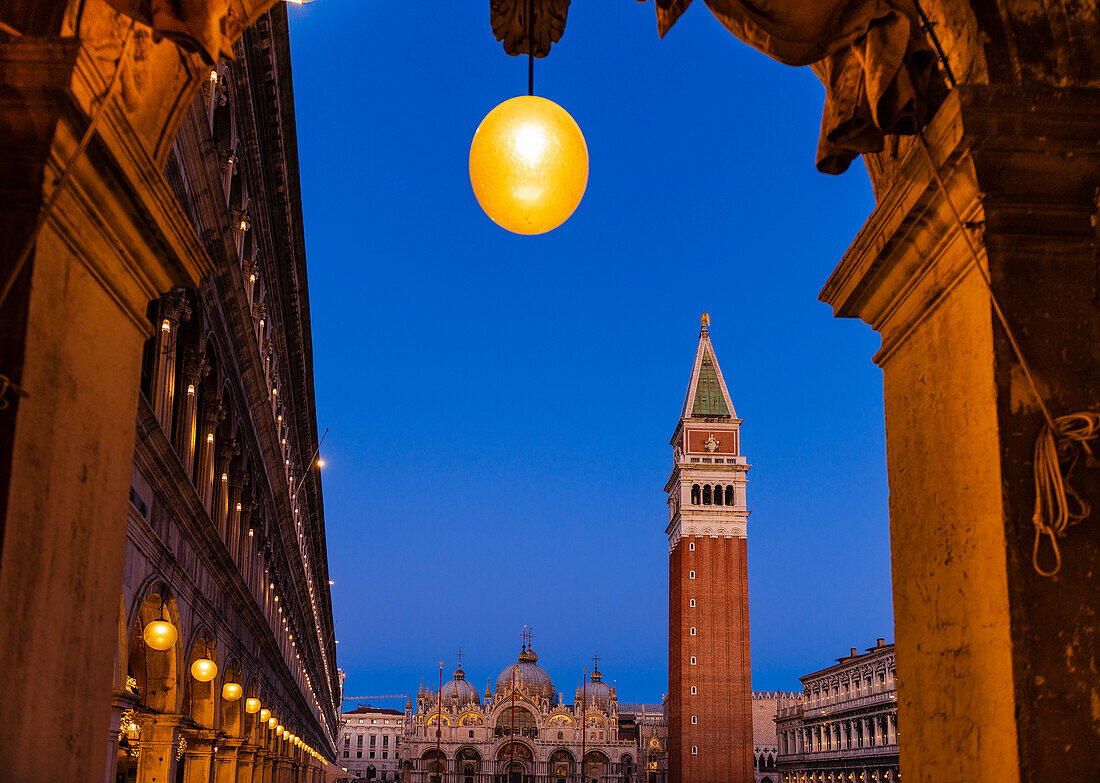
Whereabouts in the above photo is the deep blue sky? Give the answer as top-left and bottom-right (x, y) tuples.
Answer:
(288, 1), (891, 707)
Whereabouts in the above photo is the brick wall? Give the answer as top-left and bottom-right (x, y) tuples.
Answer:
(669, 535), (753, 783)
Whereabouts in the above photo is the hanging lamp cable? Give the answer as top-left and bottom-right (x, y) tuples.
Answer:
(527, 0), (534, 96)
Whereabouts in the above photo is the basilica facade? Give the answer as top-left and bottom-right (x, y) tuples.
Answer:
(400, 645), (643, 783)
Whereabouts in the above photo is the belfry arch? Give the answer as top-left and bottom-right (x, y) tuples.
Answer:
(0, 2), (1096, 782)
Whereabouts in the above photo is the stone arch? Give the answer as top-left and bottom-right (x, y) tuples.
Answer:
(495, 740), (533, 765)
(421, 747), (447, 776)
(244, 676), (263, 744)
(549, 748), (575, 779)
(493, 704), (539, 738)
(125, 578), (180, 714)
(219, 656), (244, 737)
(620, 753), (635, 774)
(183, 626), (218, 728)
(583, 750), (610, 779)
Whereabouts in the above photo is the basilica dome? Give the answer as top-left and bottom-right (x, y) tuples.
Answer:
(443, 666), (481, 706)
(496, 645), (555, 701)
(582, 666), (612, 710)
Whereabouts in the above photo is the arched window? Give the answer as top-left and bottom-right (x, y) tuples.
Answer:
(691, 715), (697, 724)
(690, 627), (696, 636)
(702, 485), (712, 505)
(689, 570), (695, 579)
(690, 686), (697, 695)
(691, 746), (698, 755)
(690, 657), (697, 665)
(688, 541), (695, 551)
(689, 599), (696, 607)
(725, 485), (734, 504)
(691, 484), (700, 504)
(714, 486), (723, 505)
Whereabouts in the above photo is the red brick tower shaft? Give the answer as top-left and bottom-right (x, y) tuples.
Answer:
(666, 315), (753, 783)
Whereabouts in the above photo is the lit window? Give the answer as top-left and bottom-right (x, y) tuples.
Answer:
(690, 627), (696, 636)
(689, 599), (696, 607)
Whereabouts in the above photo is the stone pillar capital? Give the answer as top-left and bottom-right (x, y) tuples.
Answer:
(183, 350), (211, 383)
(217, 438), (240, 465)
(159, 287), (192, 327)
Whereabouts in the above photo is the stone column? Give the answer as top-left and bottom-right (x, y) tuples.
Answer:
(822, 86), (1100, 783)
(182, 731), (218, 783)
(135, 714), (185, 783)
(237, 745), (258, 783)
(196, 400), (224, 509)
(176, 350), (210, 479)
(214, 439), (238, 539)
(152, 289), (191, 430)
(227, 469), (247, 560)
(238, 499), (254, 581)
(214, 738), (244, 783)
(105, 690), (139, 783)
(251, 750), (268, 783)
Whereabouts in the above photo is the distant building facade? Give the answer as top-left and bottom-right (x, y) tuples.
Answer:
(774, 641), (899, 783)
(751, 692), (801, 783)
(340, 707), (406, 781)
(401, 645), (641, 783)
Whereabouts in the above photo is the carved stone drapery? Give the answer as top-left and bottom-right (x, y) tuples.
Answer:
(99, 0), (235, 65)
(491, 0), (571, 57)
(653, 0), (947, 173)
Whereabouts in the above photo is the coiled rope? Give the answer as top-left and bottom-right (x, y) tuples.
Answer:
(1031, 413), (1099, 576)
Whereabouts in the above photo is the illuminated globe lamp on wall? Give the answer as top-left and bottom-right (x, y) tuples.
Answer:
(260, 708), (271, 723)
(191, 656), (217, 683)
(142, 594), (177, 651)
(222, 681), (243, 701)
(245, 698), (261, 714)
(469, 96), (588, 235)
(142, 617), (177, 651)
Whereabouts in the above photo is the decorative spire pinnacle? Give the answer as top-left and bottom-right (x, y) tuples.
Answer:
(680, 315), (734, 420)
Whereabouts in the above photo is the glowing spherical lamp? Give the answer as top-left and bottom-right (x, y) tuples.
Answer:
(269, 718), (278, 730)
(191, 657), (218, 682)
(142, 618), (178, 651)
(469, 95), (588, 235)
(245, 698), (261, 714)
(260, 708), (271, 722)
(276, 724), (284, 735)
(282, 730), (290, 741)
(222, 682), (243, 701)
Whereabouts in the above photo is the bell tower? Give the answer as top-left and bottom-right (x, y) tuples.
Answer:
(665, 314), (753, 783)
